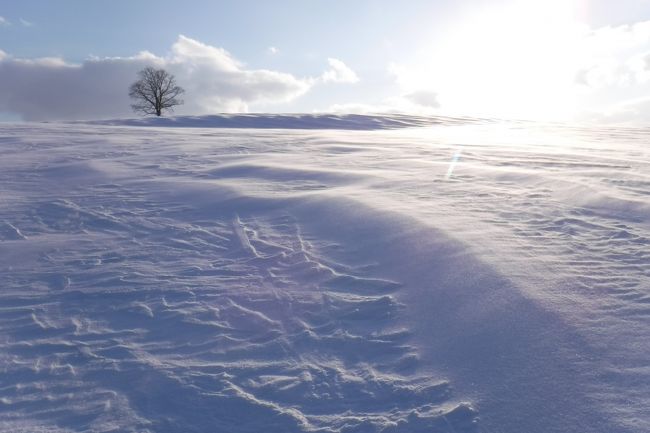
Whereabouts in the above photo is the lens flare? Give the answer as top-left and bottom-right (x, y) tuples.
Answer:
(445, 146), (463, 179)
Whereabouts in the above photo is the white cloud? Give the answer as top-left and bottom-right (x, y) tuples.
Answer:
(267, 46), (279, 55)
(326, 102), (395, 114)
(575, 22), (650, 88)
(326, 94), (441, 116)
(403, 91), (440, 109)
(0, 52), (155, 121)
(19, 18), (34, 27)
(0, 35), (317, 120)
(571, 20), (650, 123)
(0, 16), (9, 26)
(579, 96), (650, 124)
(387, 62), (412, 91)
(383, 1), (587, 121)
(168, 36), (310, 112)
(375, 5), (650, 124)
(320, 62), (440, 115)
(321, 58), (359, 83)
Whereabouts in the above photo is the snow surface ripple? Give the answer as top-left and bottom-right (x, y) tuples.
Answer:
(0, 116), (648, 433)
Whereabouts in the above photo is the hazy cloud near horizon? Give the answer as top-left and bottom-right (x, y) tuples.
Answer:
(0, 35), (357, 121)
(4, 19), (650, 123)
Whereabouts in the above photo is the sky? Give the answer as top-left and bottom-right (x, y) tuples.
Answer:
(2, 0), (650, 123)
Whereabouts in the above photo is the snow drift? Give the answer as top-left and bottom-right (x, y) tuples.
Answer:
(0, 115), (648, 433)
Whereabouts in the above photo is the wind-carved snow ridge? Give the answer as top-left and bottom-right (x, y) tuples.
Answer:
(0, 213), (475, 432)
(0, 123), (477, 432)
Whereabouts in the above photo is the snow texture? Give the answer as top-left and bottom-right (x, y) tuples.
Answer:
(0, 114), (648, 433)
(76, 113), (465, 130)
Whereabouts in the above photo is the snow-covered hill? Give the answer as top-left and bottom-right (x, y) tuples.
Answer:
(76, 113), (478, 130)
(1, 115), (648, 433)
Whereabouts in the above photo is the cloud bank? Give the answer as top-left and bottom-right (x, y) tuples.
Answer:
(571, 21), (650, 123)
(345, 1), (650, 124)
(0, 35), (357, 121)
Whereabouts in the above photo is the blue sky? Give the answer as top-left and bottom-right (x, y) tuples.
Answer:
(2, 0), (650, 122)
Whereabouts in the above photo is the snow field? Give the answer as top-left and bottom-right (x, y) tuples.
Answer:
(0, 115), (648, 432)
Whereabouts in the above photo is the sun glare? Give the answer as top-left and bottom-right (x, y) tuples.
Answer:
(417, 0), (585, 120)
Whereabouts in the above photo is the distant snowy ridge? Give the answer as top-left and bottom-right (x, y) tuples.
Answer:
(74, 113), (480, 130)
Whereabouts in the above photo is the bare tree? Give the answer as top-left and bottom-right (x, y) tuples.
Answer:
(129, 67), (185, 116)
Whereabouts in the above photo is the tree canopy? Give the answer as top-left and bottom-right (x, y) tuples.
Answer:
(129, 67), (184, 116)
